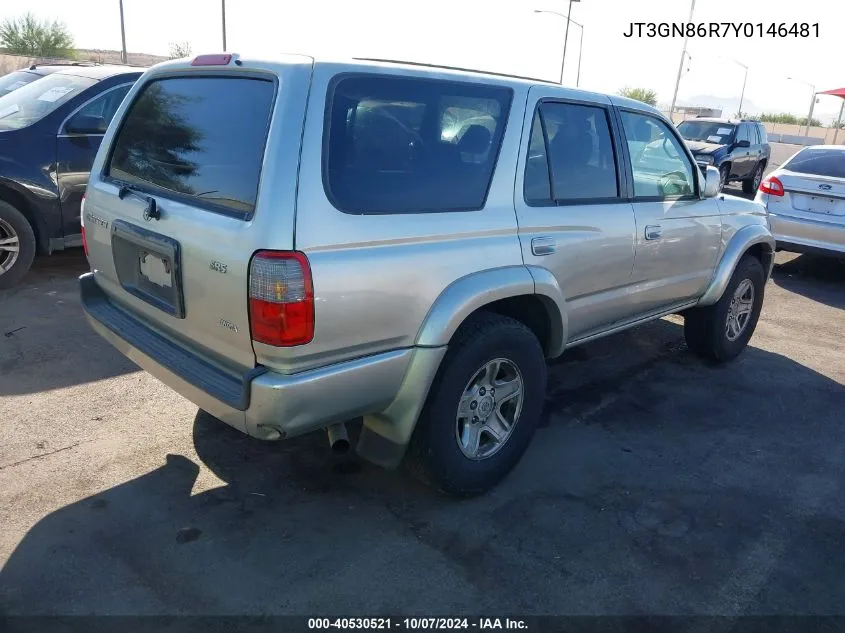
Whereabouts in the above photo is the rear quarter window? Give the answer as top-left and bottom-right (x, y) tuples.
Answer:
(323, 74), (513, 214)
(106, 76), (275, 217)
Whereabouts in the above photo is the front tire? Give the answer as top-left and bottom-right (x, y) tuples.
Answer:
(718, 164), (730, 192)
(406, 312), (547, 496)
(0, 201), (36, 290)
(684, 254), (765, 362)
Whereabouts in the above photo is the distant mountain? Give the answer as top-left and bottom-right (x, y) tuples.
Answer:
(657, 94), (763, 118)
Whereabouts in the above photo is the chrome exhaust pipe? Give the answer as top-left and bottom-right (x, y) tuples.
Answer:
(326, 423), (350, 455)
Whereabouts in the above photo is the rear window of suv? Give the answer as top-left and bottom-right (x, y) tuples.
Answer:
(107, 76), (275, 216)
(324, 75), (512, 214)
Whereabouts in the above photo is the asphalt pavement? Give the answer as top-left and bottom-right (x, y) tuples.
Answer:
(1, 160), (844, 616)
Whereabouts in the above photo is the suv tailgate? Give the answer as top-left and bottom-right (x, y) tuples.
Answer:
(83, 56), (312, 374)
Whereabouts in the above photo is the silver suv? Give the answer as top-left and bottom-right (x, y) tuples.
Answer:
(80, 54), (774, 495)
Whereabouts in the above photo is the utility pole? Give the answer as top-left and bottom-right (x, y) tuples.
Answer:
(222, 0), (227, 50)
(119, 0), (127, 64)
(669, 0), (695, 121)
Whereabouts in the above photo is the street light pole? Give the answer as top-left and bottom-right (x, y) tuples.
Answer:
(833, 100), (844, 145)
(118, 0), (127, 64)
(736, 62), (748, 116)
(574, 19), (584, 87)
(560, 0), (578, 84)
(788, 77), (816, 136)
(720, 59), (749, 116)
(222, 0), (227, 50)
(534, 7), (582, 86)
(669, 0), (695, 121)
(804, 91), (817, 137)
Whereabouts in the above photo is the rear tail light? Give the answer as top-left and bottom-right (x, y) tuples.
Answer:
(759, 176), (784, 197)
(248, 251), (314, 346)
(80, 194), (88, 257)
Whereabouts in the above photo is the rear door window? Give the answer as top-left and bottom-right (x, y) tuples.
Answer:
(524, 101), (619, 204)
(107, 76), (275, 216)
(65, 83), (133, 134)
(324, 75), (512, 214)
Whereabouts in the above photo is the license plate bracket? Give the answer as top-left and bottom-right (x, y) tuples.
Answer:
(111, 219), (185, 318)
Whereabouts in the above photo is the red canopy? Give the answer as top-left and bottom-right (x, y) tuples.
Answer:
(819, 87), (845, 98)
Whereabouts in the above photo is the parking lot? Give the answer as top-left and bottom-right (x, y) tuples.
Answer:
(1, 144), (844, 615)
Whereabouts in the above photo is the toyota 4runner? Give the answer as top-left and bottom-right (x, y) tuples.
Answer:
(80, 54), (775, 495)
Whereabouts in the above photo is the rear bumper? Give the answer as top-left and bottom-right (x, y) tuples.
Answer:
(80, 272), (416, 440)
(770, 213), (845, 258)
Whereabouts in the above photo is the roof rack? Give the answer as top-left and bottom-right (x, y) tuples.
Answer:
(29, 61), (101, 70)
(353, 57), (556, 85)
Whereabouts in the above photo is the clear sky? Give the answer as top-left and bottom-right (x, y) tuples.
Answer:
(5, 0), (843, 123)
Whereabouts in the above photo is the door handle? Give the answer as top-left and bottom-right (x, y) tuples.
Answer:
(644, 225), (662, 241)
(531, 237), (556, 256)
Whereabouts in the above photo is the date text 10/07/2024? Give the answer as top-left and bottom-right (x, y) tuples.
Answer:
(623, 22), (819, 38)
(308, 618), (528, 630)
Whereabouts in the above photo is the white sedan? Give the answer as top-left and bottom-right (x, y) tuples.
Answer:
(755, 145), (845, 258)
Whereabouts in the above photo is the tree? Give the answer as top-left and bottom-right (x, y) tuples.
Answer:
(757, 112), (821, 127)
(0, 13), (75, 58)
(618, 87), (658, 107)
(169, 41), (192, 60)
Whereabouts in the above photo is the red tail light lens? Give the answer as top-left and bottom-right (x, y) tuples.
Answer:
(191, 54), (232, 66)
(759, 176), (784, 197)
(80, 194), (89, 257)
(248, 251), (314, 346)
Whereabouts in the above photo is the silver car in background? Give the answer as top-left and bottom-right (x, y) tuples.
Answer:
(755, 145), (845, 258)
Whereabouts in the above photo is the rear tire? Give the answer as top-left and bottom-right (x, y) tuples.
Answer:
(742, 162), (764, 194)
(406, 312), (547, 496)
(0, 201), (36, 290)
(684, 254), (765, 362)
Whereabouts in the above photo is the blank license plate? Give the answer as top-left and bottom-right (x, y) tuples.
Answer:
(794, 194), (840, 215)
(112, 220), (184, 318)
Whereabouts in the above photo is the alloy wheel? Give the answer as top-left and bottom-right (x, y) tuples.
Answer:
(455, 358), (524, 460)
(725, 278), (755, 341)
(0, 217), (20, 275)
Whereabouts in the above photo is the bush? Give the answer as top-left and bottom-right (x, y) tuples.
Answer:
(618, 87), (658, 107)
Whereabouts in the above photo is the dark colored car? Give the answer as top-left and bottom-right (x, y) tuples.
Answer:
(0, 62), (101, 96)
(0, 65), (141, 288)
(676, 118), (771, 194)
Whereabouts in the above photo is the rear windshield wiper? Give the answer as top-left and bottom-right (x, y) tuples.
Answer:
(117, 183), (160, 220)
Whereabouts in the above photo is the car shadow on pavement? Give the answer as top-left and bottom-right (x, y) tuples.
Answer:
(771, 254), (845, 310)
(3, 318), (845, 615)
(0, 251), (138, 397)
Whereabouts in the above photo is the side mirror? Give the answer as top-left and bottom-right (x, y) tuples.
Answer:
(703, 165), (720, 198)
(735, 139), (751, 149)
(65, 114), (107, 135)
